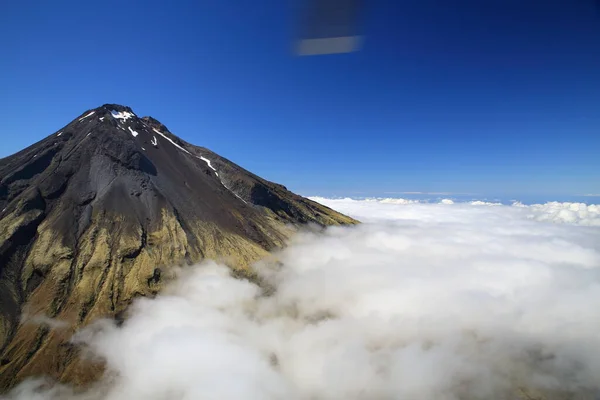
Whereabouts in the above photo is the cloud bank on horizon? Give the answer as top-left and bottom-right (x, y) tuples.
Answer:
(4, 198), (600, 400)
(310, 196), (600, 226)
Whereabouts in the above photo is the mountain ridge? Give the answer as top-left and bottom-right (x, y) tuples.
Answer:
(0, 104), (357, 391)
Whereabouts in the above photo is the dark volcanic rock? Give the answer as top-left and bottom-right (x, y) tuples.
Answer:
(0, 104), (357, 392)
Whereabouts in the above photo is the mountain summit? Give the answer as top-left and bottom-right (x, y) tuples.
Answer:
(0, 104), (356, 390)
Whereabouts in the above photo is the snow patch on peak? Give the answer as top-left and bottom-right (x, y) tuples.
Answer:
(57, 132), (62, 137)
(151, 128), (191, 155)
(111, 110), (134, 121)
(128, 126), (139, 137)
(144, 122), (222, 179)
(221, 181), (247, 204)
(199, 156), (217, 172)
(151, 136), (158, 147)
(79, 111), (95, 121)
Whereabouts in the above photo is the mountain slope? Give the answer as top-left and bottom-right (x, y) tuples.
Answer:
(0, 104), (357, 391)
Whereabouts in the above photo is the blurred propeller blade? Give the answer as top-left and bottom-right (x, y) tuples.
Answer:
(295, 0), (365, 55)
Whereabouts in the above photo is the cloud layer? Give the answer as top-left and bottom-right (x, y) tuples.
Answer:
(4, 198), (600, 399)
(311, 196), (600, 226)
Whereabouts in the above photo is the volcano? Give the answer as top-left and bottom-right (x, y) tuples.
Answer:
(0, 104), (356, 390)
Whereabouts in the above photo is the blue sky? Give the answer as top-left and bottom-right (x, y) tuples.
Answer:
(1, 0), (599, 198)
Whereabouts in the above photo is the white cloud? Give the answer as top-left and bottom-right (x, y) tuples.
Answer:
(378, 198), (419, 205)
(4, 198), (600, 399)
(383, 191), (479, 195)
(469, 200), (502, 206)
(526, 202), (600, 226)
(311, 197), (600, 226)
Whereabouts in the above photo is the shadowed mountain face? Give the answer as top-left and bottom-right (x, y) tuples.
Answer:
(0, 104), (356, 391)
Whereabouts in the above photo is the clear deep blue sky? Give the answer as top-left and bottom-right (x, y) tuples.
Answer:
(1, 0), (599, 198)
